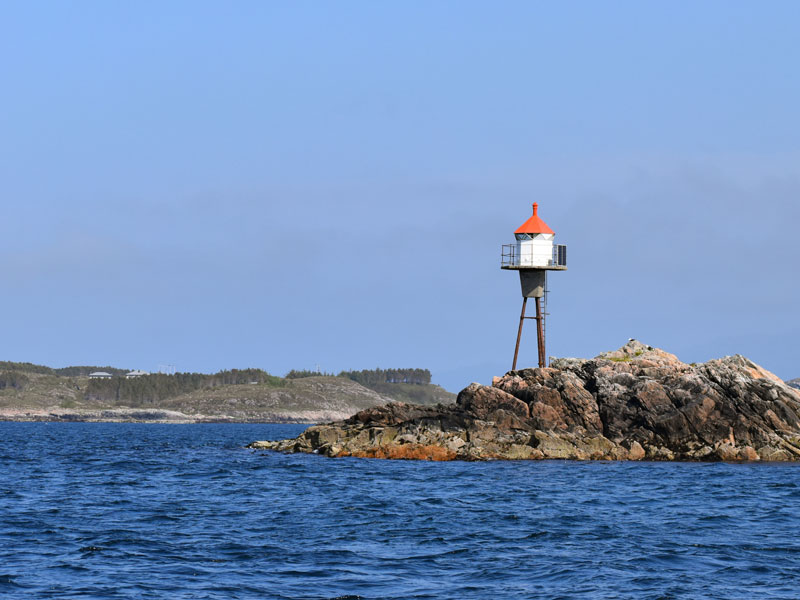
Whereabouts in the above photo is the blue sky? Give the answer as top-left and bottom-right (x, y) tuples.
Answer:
(2, 1), (798, 390)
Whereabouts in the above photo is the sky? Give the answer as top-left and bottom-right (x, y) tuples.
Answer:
(1, 1), (798, 391)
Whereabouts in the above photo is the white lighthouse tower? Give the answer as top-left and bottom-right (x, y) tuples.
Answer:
(501, 203), (567, 370)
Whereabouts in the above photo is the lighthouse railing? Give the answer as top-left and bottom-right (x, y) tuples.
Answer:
(501, 244), (519, 267)
(501, 244), (567, 268)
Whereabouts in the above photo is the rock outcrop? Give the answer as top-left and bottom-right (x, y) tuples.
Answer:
(249, 341), (800, 461)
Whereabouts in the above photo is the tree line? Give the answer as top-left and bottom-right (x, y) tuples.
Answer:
(86, 369), (281, 406)
(0, 361), (128, 377)
(338, 368), (432, 386)
(284, 368), (432, 386)
(0, 361), (433, 387)
(285, 369), (336, 379)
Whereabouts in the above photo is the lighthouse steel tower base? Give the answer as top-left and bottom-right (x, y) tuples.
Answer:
(512, 296), (547, 370)
(502, 261), (566, 371)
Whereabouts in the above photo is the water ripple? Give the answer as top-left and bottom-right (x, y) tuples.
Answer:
(1, 422), (799, 599)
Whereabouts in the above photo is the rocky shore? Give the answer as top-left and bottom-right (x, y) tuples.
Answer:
(249, 341), (800, 461)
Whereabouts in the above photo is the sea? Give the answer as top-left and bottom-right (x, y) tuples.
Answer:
(1, 422), (798, 599)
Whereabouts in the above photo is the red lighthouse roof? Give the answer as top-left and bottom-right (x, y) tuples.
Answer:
(514, 203), (554, 235)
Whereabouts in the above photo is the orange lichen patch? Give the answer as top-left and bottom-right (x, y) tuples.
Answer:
(338, 444), (457, 461)
(744, 364), (783, 385)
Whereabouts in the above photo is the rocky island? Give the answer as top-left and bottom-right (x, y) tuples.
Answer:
(249, 340), (800, 461)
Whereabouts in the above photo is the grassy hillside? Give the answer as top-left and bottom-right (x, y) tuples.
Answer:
(286, 367), (453, 407)
(0, 362), (455, 422)
(159, 377), (399, 422)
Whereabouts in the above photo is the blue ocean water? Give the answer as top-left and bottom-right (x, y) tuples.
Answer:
(1, 423), (799, 599)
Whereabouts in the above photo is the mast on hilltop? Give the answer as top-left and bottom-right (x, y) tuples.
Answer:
(501, 203), (567, 370)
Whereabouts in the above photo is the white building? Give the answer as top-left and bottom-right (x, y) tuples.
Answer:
(88, 371), (112, 379)
(125, 370), (149, 379)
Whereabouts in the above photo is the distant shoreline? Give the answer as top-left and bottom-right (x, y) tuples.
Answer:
(0, 366), (454, 427)
(0, 408), (321, 425)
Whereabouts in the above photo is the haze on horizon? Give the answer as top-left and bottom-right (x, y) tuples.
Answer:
(2, 1), (798, 391)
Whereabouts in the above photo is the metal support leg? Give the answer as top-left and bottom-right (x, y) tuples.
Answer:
(512, 298), (527, 371)
(535, 296), (546, 368)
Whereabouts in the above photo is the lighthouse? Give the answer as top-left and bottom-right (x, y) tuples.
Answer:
(501, 203), (567, 370)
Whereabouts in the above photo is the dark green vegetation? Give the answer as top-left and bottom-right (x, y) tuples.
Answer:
(286, 368), (431, 385)
(0, 362), (455, 422)
(0, 371), (29, 390)
(0, 361), (128, 377)
(86, 369), (284, 405)
(340, 368), (431, 386)
(285, 369), (336, 379)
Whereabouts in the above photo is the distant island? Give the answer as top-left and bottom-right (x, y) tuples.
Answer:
(251, 341), (800, 462)
(0, 364), (454, 423)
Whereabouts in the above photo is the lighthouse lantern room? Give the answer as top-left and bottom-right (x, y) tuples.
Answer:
(514, 202), (555, 267)
(501, 203), (567, 370)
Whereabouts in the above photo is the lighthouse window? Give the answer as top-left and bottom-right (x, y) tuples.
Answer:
(515, 233), (532, 241)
